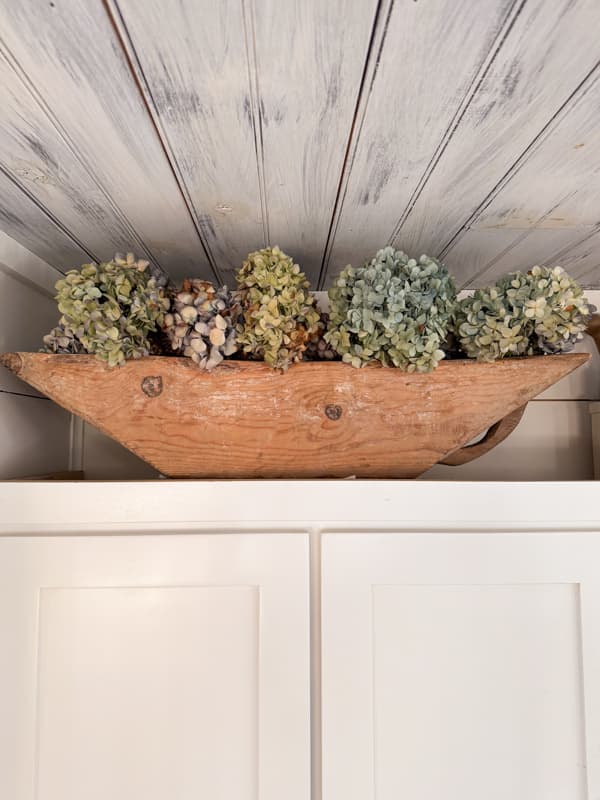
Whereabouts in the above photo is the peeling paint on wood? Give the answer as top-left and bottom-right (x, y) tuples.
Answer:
(0, 0), (208, 279)
(1, 1), (600, 288)
(448, 227), (591, 289)
(108, 0), (267, 284)
(324, 0), (517, 276)
(252, 0), (378, 283)
(395, 0), (600, 260)
(445, 68), (600, 285)
(0, 168), (90, 270)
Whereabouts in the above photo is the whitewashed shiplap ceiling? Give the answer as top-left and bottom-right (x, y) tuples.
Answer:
(1, 0), (600, 288)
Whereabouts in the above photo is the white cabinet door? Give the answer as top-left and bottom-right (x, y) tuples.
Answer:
(0, 533), (310, 800)
(322, 532), (600, 800)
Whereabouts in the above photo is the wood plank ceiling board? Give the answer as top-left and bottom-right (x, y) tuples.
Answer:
(545, 229), (600, 282)
(578, 262), (600, 288)
(392, 0), (600, 264)
(0, 169), (91, 271)
(451, 225), (600, 289)
(321, 0), (519, 285)
(250, 0), (379, 284)
(0, 0), (210, 281)
(108, 0), (379, 285)
(446, 68), (600, 287)
(106, 0), (268, 286)
(0, 49), (157, 269)
(446, 228), (591, 290)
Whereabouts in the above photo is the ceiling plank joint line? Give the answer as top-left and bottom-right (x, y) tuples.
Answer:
(103, 0), (222, 284)
(316, 0), (395, 289)
(0, 32), (169, 277)
(0, 164), (96, 269)
(241, 0), (270, 247)
(387, 0), (527, 249)
(440, 60), (600, 266)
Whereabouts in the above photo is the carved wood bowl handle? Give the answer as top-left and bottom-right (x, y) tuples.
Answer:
(440, 404), (528, 466)
(586, 313), (600, 355)
(443, 314), (599, 467)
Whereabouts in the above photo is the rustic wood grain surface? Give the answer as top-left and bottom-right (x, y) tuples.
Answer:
(0, 352), (589, 479)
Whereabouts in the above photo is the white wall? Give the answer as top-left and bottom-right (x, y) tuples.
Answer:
(0, 233), (72, 479)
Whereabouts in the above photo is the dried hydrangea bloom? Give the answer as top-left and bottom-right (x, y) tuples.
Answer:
(236, 246), (320, 370)
(325, 246), (457, 372)
(502, 266), (594, 354)
(43, 252), (169, 367)
(304, 312), (338, 361)
(42, 321), (85, 354)
(455, 266), (594, 361)
(454, 285), (531, 362)
(163, 279), (239, 370)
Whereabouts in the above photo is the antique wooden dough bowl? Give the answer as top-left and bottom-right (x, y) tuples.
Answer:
(0, 351), (589, 479)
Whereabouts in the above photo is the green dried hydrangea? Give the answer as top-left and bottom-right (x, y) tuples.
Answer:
(236, 246), (320, 369)
(501, 266), (594, 353)
(113, 251), (170, 289)
(325, 247), (457, 371)
(163, 278), (239, 370)
(44, 252), (170, 367)
(453, 284), (532, 361)
(455, 265), (594, 361)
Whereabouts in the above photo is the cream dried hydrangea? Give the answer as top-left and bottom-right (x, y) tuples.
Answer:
(163, 279), (239, 370)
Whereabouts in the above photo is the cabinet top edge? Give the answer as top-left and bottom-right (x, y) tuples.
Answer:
(0, 481), (599, 532)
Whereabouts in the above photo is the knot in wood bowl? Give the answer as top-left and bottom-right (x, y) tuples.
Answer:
(141, 375), (163, 397)
(325, 404), (342, 421)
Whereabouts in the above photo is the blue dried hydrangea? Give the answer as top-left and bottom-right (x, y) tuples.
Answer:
(42, 320), (85, 354)
(325, 247), (457, 372)
(163, 279), (239, 370)
(455, 265), (594, 361)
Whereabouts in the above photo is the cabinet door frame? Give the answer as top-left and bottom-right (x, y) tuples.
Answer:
(0, 531), (310, 800)
(322, 531), (600, 800)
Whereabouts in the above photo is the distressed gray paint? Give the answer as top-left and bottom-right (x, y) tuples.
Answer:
(0, 0), (600, 288)
(0, 0), (209, 279)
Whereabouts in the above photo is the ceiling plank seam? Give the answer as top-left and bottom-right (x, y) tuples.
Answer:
(387, 0), (526, 248)
(0, 33), (169, 276)
(241, 0), (270, 248)
(103, 0), (222, 284)
(317, 0), (395, 289)
(446, 60), (600, 288)
(442, 60), (600, 259)
(0, 165), (95, 268)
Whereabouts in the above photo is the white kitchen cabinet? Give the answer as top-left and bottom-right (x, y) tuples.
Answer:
(0, 531), (310, 800)
(322, 531), (600, 800)
(2, 481), (600, 800)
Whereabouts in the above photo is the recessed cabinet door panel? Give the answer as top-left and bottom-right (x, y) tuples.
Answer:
(0, 533), (310, 800)
(322, 533), (600, 800)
